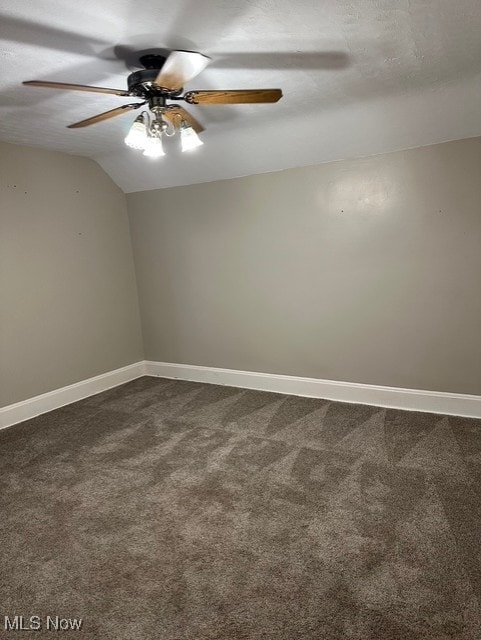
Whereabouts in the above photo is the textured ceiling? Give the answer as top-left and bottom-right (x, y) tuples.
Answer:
(1, 0), (481, 192)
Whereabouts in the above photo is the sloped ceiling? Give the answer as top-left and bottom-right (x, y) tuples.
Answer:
(1, 0), (481, 192)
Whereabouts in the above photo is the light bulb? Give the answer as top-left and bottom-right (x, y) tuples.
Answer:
(142, 134), (165, 158)
(124, 115), (148, 150)
(180, 125), (203, 152)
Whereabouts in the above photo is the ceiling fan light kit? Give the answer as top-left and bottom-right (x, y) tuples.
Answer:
(124, 106), (202, 157)
(23, 49), (282, 160)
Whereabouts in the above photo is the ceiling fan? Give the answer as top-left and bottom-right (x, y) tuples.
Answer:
(23, 50), (283, 157)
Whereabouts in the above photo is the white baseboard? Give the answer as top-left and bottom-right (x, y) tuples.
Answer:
(0, 362), (146, 430)
(145, 361), (481, 419)
(2, 360), (480, 431)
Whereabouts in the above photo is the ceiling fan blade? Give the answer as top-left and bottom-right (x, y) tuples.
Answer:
(184, 89), (283, 104)
(23, 80), (129, 96)
(154, 50), (210, 90)
(163, 106), (205, 133)
(67, 103), (145, 128)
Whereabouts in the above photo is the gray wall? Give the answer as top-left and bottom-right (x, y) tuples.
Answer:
(0, 142), (143, 406)
(127, 137), (481, 395)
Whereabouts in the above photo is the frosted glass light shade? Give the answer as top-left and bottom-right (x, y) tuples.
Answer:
(180, 126), (203, 152)
(142, 134), (165, 158)
(124, 118), (148, 150)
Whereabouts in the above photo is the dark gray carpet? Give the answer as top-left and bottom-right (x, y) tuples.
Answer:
(1, 376), (481, 639)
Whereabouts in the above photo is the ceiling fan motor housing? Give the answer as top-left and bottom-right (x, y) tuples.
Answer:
(127, 55), (177, 97)
(139, 54), (166, 70)
(127, 68), (183, 98)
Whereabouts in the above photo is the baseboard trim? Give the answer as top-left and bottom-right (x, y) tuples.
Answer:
(145, 361), (481, 419)
(2, 360), (480, 430)
(0, 362), (146, 430)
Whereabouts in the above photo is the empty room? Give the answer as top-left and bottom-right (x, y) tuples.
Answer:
(1, 1), (481, 638)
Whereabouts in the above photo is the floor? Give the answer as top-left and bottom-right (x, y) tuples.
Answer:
(1, 376), (480, 639)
